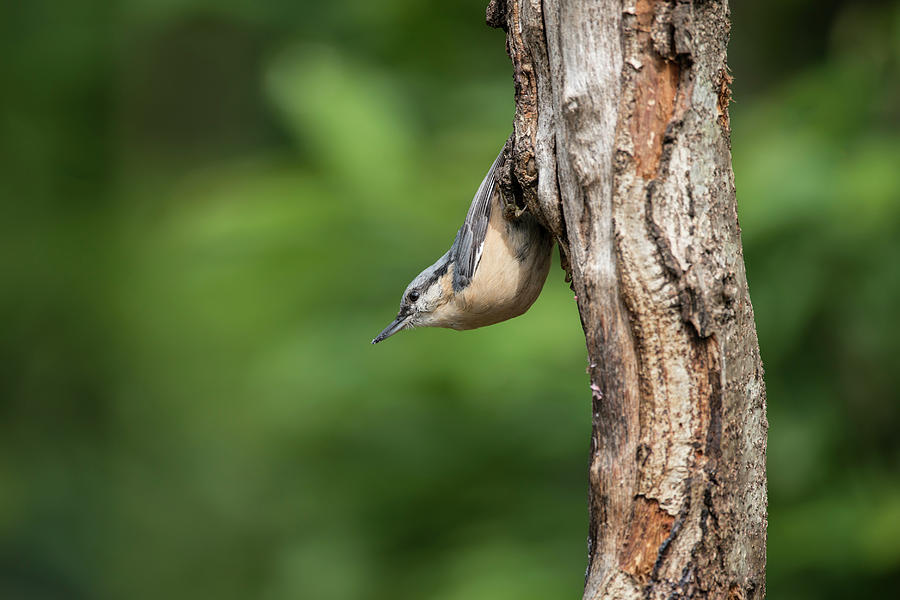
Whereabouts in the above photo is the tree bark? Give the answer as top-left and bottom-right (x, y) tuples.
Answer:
(487, 1), (767, 598)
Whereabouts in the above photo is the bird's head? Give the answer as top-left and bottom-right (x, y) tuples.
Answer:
(372, 252), (453, 344)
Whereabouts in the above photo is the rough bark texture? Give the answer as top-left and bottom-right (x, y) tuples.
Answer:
(487, 1), (767, 598)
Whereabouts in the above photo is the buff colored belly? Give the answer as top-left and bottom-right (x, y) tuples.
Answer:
(450, 208), (552, 330)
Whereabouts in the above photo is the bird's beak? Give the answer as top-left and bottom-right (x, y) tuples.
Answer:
(372, 314), (410, 344)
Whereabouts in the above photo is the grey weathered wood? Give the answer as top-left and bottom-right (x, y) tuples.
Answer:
(488, 1), (767, 597)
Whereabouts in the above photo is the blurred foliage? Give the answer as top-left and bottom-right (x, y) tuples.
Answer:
(0, 0), (898, 598)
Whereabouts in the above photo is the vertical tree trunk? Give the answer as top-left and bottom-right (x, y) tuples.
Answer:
(487, 1), (767, 598)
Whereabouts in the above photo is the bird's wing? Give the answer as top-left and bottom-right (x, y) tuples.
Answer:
(450, 151), (503, 292)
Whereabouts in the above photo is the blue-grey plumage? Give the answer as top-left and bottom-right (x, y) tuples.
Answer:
(372, 150), (553, 344)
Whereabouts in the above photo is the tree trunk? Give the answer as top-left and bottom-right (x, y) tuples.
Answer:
(487, 1), (767, 598)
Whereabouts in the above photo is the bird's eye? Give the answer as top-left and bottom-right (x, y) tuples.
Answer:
(407, 291), (420, 302)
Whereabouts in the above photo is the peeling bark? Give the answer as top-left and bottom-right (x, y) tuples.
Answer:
(487, 1), (767, 598)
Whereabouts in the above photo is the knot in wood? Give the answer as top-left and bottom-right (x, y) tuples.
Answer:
(485, 0), (508, 30)
(562, 94), (583, 122)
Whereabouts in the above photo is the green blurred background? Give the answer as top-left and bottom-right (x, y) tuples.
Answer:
(1, 1), (898, 598)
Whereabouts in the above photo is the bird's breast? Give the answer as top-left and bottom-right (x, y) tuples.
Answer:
(450, 202), (552, 330)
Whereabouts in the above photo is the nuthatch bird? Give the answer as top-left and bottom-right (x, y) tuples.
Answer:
(372, 150), (553, 344)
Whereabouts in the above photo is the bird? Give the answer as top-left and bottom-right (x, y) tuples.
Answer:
(372, 149), (554, 344)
